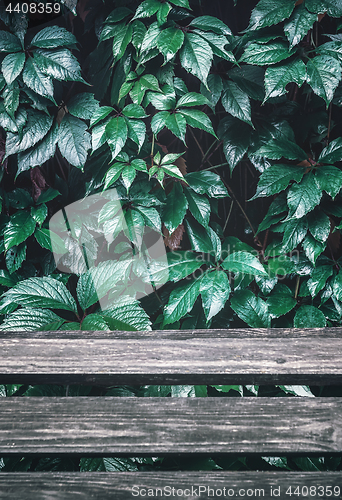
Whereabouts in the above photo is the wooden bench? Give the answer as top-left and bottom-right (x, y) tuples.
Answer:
(0, 328), (341, 499)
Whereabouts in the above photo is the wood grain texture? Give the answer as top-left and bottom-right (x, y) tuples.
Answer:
(1, 329), (342, 385)
(0, 397), (341, 456)
(0, 472), (341, 500)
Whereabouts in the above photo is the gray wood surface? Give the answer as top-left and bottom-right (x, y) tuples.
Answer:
(0, 472), (341, 499)
(1, 328), (342, 385)
(0, 397), (341, 455)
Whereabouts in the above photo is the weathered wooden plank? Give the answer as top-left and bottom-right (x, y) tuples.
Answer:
(0, 397), (341, 455)
(0, 472), (341, 500)
(0, 329), (342, 385)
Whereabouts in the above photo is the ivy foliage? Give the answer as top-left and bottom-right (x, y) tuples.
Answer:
(1, 0), (342, 474)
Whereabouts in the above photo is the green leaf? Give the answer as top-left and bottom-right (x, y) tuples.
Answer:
(33, 49), (85, 83)
(76, 272), (98, 311)
(4, 212), (36, 251)
(122, 104), (147, 119)
(5, 110), (53, 158)
(267, 256), (295, 277)
(157, 27), (184, 63)
(58, 115), (91, 169)
(126, 118), (146, 151)
(306, 56), (342, 106)
(0, 308), (65, 332)
(200, 270), (230, 321)
(67, 93), (99, 120)
(102, 296), (151, 331)
(3, 277), (77, 313)
(185, 171), (228, 198)
(165, 112), (187, 143)
(147, 89), (175, 110)
(178, 109), (216, 137)
(277, 385), (315, 397)
(200, 73), (223, 108)
(140, 22), (161, 53)
(0, 31), (22, 52)
(287, 174), (322, 219)
(194, 30), (235, 63)
(22, 58), (55, 101)
(222, 251), (267, 276)
(221, 81), (253, 127)
(170, 0), (190, 8)
(239, 41), (293, 66)
(30, 26), (77, 49)
(284, 4), (317, 48)
(267, 285), (296, 318)
(176, 92), (210, 108)
(90, 106), (113, 127)
(318, 41), (342, 63)
(34, 227), (66, 253)
(254, 138), (307, 161)
(112, 24), (133, 60)
(314, 166), (342, 199)
(333, 272), (342, 302)
(231, 290), (270, 328)
(218, 116), (252, 172)
(184, 218), (214, 254)
(293, 305), (326, 328)
(229, 65), (265, 101)
(302, 233), (325, 264)
(105, 116), (128, 160)
(5, 243), (26, 274)
(162, 183), (188, 233)
(31, 204), (47, 226)
(133, 0), (161, 20)
(81, 314), (109, 331)
(142, 251), (204, 285)
(180, 33), (213, 86)
(307, 265), (333, 297)
(264, 59), (307, 100)
(184, 188), (210, 227)
(308, 211), (330, 243)
(318, 138), (342, 164)
(281, 217), (308, 252)
(3, 82), (20, 117)
(189, 16), (232, 35)
(248, 0), (295, 30)
(17, 123), (59, 173)
(163, 278), (202, 325)
(251, 164), (305, 199)
(2, 52), (25, 85)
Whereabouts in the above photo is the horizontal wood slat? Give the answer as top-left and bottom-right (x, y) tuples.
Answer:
(0, 472), (341, 500)
(0, 397), (341, 456)
(0, 328), (342, 385)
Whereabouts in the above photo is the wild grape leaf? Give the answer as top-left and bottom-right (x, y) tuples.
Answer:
(0, 308), (65, 332)
(189, 15), (232, 35)
(267, 285), (296, 318)
(58, 115), (91, 169)
(157, 27), (184, 63)
(112, 24), (133, 60)
(281, 217), (308, 252)
(251, 164), (305, 199)
(105, 116), (128, 159)
(200, 73), (223, 108)
(239, 41), (293, 66)
(33, 49), (85, 83)
(163, 278), (201, 325)
(126, 118), (146, 151)
(287, 173), (322, 219)
(254, 138), (307, 161)
(302, 233), (325, 264)
(67, 93), (99, 120)
(248, 0), (296, 31)
(332, 272), (342, 302)
(184, 188), (210, 227)
(165, 112), (187, 143)
(264, 59), (307, 100)
(142, 251), (203, 285)
(294, 305), (326, 327)
(5, 243), (26, 274)
(1, 52), (25, 85)
(200, 270), (230, 321)
(284, 4), (317, 48)
(0, 31), (22, 52)
(3, 277), (77, 312)
(30, 26), (77, 49)
(3, 81), (20, 117)
(133, 0), (161, 20)
(185, 171), (228, 198)
(318, 41), (342, 63)
(229, 65), (265, 101)
(308, 211), (331, 243)
(231, 290), (270, 328)
(318, 137), (342, 164)
(267, 255), (295, 277)
(179, 109), (216, 137)
(221, 81), (253, 127)
(194, 30), (235, 63)
(4, 211), (36, 251)
(180, 33), (213, 86)
(135, 205), (161, 231)
(307, 265), (333, 297)
(306, 56), (342, 106)
(221, 251), (267, 276)
(22, 58), (55, 101)
(162, 183), (188, 233)
(100, 296), (152, 331)
(184, 218), (214, 254)
(218, 116), (252, 172)
(314, 166), (342, 199)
